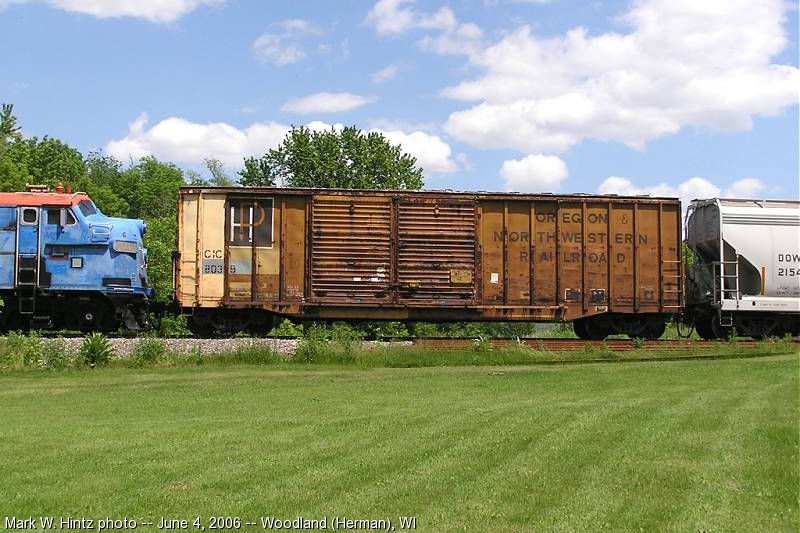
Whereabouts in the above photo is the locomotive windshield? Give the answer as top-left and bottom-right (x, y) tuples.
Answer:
(78, 200), (98, 216)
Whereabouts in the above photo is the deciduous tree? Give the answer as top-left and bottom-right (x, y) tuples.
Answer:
(249, 126), (423, 190)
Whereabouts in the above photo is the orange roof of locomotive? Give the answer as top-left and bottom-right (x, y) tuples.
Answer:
(0, 191), (91, 207)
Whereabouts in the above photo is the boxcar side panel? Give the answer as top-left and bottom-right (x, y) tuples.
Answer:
(480, 201), (504, 304)
(660, 203), (682, 310)
(532, 201), (557, 306)
(611, 204), (634, 309)
(281, 195), (306, 301)
(199, 194), (226, 304)
(585, 203), (610, 309)
(178, 193), (198, 303)
(638, 204), (660, 311)
(505, 201), (530, 305)
(559, 202), (583, 308)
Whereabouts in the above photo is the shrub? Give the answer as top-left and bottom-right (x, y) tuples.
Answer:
(328, 322), (365, 356)
(472, 335), (492, 354)
(189, 346), (204, 366)
(157, 314), (191, 337)
(129, 337), (167, 367)
(269, 319), (304, 338)
(229, 340), (281, 365)
(39, 338), (72, 370)
(294, 324), (329, 363)
(369, 321), (409, 339)
(0, 332), (43, 370)
(81, 333), (113, 367)
(0, 332), (26, 370)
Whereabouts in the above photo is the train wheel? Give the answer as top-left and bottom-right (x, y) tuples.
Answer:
(642, 319), (666, 340)
(695, 318), (716, 340)
(187, 314), (215, 338)
(711, 316), (733, 340)
(585, 318), (610, 340)
(573, 319), (590, 340)
(574, 318), (609, 340)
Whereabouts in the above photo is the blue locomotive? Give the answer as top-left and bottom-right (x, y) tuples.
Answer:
(0, 184), (153, 331)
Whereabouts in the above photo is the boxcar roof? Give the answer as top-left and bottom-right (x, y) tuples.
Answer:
(178, 186), (680, 203)
(0, 191), (91, 207)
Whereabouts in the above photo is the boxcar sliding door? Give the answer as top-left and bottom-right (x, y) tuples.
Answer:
(224, 197), (275, 301)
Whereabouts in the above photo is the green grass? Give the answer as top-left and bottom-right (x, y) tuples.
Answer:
(1, 354), (798, 532)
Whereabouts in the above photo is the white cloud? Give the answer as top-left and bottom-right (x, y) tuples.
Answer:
(281, 92), (375, 114)
(364, 0), (453, 36)
(2, 0), (221, 22)
(365, 0), (483, 55)
(500, 154), (568, 192)
(105, 114), (458, 176)
(418, 21), (483, 56)
(442, 0), (799, 154)
(372, 129), (458, 174)
(105, 113), (289, 167)
(371, 64), (399, 84)
(721, 178), (767, 199)
(253, 18), (322, 66)
(597, 176), (768, 205)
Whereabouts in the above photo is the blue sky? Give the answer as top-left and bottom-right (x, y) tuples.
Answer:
(1, 0), (797, 203)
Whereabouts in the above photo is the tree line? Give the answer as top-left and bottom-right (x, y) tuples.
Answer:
(0, 104), (424, 305)
(0, 104), (543, 337)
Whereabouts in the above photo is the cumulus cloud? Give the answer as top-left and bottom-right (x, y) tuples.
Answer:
(723, 178), (768, 199)
(365, 0), (483, 55)
(370, 64), (399, 84)
(442, 0), (799, 153)
(281, 92), (376, 114)
(105, 114), (458, 175)
(372, 128), (458, 174)
(364, 0), (453, 35)
(105, 113), (289, 167)
(499, 154), (568, 192)
(253, 18), (322, 66)
(597, 176), (767, 205)
(2, 0), (222, 22)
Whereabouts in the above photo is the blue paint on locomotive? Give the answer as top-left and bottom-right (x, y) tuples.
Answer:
(0, 196), (153, 298)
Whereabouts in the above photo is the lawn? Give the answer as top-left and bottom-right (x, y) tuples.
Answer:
(1, 355), (798, 532)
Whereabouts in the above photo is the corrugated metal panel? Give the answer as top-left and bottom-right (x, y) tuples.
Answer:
(398, 199), (476, 302)
(311, 195), (391, 301)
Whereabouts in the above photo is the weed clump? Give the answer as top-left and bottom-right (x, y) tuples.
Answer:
(81, 333), (113, 368)
(39, 338), (74, 369)
(129, 337), (168, 367)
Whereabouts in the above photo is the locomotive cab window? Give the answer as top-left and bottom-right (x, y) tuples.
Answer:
(228, 198), (273, 247)
(21, 208), (37, 225)
(46, 208), (76, 225)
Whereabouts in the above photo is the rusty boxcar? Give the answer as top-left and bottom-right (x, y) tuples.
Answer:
(174, 188), (682, 339)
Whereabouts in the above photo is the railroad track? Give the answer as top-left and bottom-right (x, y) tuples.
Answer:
(409, 337), (795, 352)
(17, 333), (798, 351)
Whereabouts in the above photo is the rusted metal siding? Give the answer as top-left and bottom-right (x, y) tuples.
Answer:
(531, 201), (556, 305)
(476, 197), (682, 319)
(280, 196), (306, 301)
(310, 195), (391, 302)
(176, 187), (681, 322)
(397, 198), (476, 303)
(659, 203), (682, 310)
